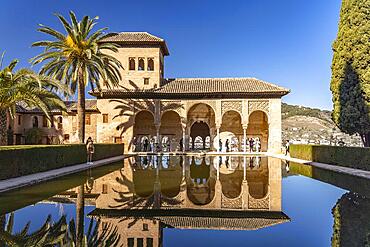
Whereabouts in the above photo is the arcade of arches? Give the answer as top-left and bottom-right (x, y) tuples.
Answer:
(130, 99), (281, 153)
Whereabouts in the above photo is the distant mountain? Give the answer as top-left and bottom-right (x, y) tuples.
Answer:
(281, 103), (363, 147)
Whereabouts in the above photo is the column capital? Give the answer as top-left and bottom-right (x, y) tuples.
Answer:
(242, 124), (248, 129)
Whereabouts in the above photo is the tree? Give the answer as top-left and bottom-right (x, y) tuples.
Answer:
(0, 53), (67, 145)
(331, 0), (370, 147)
(32, 11), (122, 143)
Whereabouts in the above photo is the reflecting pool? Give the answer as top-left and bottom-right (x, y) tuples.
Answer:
(0, 155), (370, 246)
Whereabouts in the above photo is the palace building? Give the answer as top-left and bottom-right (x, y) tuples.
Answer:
(10, 32), (289, 153)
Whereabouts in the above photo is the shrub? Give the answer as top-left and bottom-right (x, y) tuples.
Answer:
(0, 143), (124, 180)
(290, 144), (370, 171)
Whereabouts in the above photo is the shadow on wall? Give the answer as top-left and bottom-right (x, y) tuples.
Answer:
(110, 81), (184, 151)
(338, 62), (370, 146)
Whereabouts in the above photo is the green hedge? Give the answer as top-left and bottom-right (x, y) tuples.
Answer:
(290, 144), (370, 171)
(0, 143), (124, 180)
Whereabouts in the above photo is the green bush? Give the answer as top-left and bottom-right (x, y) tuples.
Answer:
(290, 144), (370, 171)
(0, 143), (124, 180)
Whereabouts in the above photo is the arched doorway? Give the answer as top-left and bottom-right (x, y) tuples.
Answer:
(247, 157), (269, 199)
(220, 110), (243, 151)
(247, 111), (269, 152)
(160, 111), (182, 151)
(133, 111), (156, 152)
(187, 103), (215, 150)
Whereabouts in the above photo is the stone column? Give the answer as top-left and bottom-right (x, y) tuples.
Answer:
(216, 124), (221, 152)
(182, 127), (186, 152)
(155, 124), (160, 152)
(243, 124), (248, 153)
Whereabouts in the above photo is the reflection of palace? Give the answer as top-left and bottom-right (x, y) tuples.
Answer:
(73, 156), (289, 247)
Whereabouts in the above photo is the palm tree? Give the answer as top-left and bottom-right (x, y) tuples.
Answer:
(32, 11), (122, 143)
(0, 53), (67, 145)
(0, 213), (67, 246)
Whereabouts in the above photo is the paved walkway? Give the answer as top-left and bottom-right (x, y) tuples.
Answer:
(132, 151), (266, 156)
(270, 153), (370, 180)
(0, 155), (133, 193)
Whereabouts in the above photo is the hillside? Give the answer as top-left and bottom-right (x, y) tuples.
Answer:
(281, 103), (363, 147)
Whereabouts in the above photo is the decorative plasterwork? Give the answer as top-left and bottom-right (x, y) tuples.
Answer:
(221, 101), (242, 116)
(160, 100), (183, 116)
(248, 195), (270, 210)
(248, 100), (269, 115)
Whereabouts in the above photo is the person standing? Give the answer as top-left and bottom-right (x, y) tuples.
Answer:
(249, 138), (254, 152)
(86, 137), (95, 165)
(225, 139), (230, 152)
(219, 139), (223, 152)
(255, 138), (261, 152)
(285, 140), (290, 156)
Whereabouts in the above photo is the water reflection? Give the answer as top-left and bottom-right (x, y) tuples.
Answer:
(61, 156), (289, 246)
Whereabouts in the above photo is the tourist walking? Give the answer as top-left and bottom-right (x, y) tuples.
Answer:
(255, 138), (261, 152)
(225, 139), (230, 152)
(219, 139), (222, 152)
(249, 138), (254, 152)
(285, 140), (290, 156)
(86, 137), (95, 165)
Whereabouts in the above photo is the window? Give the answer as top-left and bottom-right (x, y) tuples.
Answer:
(64, 134), (70, 142)
(142, 223), (148, 231)
(85, 114), (91, 125)
(43, 116), (48, 127)
(127, 238), (134, 247)
(144, 78), (149, 85)
(137, 238), (144, 247)
(114, 137), (122, 143)
(57, 116), (63, 129)
(103, 114), (108, 123)
(18, 115), (21, 125)
(138, 58), (145, 71)
(102, 184), (108, 194)
(146, 238), (153, 247)
(129, 58), (135, 70)
(147, 58), (154, 71)
(32, 116), (39, 128)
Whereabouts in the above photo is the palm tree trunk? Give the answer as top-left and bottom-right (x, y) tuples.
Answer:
(77, 78), (85, 144)
(76, 185), (84, 247)
(0, 110), (7, 146)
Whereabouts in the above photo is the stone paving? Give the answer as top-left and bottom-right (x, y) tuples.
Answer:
(0, 155), (133, 193)
(270, 153), (370, 180)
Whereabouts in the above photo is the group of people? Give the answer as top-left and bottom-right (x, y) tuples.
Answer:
(218, 137), (261, 152)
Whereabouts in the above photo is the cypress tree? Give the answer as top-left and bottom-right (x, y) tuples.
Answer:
(331, 0), (370, 147)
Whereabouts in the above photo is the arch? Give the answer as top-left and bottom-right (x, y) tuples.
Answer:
(190, 122), (209, 150)
(160, 111), (182, 151)
(133, 110), (156, 152)
(220, 169), (243, 199)
(187, 157), (215, 205)
(247, 157), (269, 199)
(147, 58), (154, 71)
(132, 157), (156, 198)
(160, 156), (183, 198)
(138, 58), (145, 71)
(187, 103), (216, 128)
(247, 111), (269, 152)
(129, 58), (135, 70)
(32, 116), (39, 128)
(220, 110), (243, 151)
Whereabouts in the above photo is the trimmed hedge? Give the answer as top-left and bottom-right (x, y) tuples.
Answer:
(290, 144), (370, 171)
(0, 143), (124, 180)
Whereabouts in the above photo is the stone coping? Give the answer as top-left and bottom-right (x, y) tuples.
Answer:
(0, 155), (133, 193)
(130, 151), (267, 156)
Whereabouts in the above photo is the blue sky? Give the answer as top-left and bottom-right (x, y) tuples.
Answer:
(0, 0), (341, 110)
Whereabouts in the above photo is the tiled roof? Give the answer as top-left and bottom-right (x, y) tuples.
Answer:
(100, 32), (169, 55)
(15, 99), (98, 114)
(90, 77), (290, 99)
(160, 78), (290, 94)
(89, 208), (290, 231)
